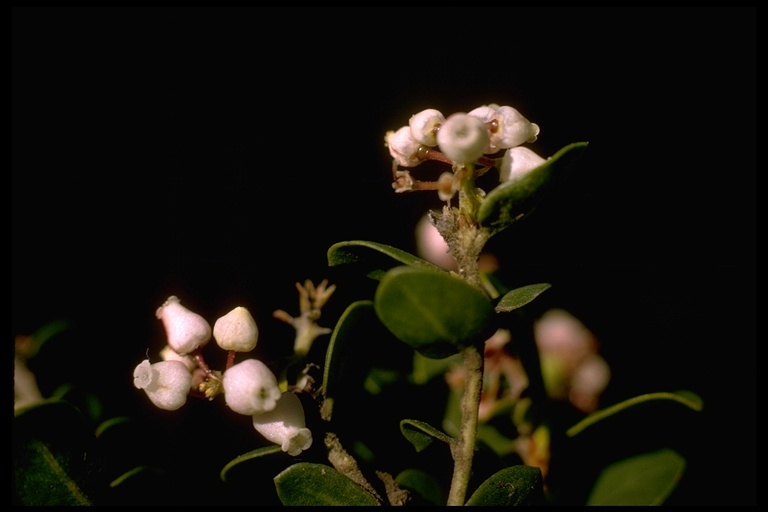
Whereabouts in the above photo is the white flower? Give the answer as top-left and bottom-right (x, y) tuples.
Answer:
(213, 306), (259, 352)
(133, 359), (192, 411)
(156, 296), (212, 355)
(499, 146), (547, 182)
(385, 126), (422, 167)
(252, 391), (313, 456)
(409, 108), (444, 146)
(222, 359), (281, 415)
(469, 104), (540, 153)
(436, 113), (489, 166)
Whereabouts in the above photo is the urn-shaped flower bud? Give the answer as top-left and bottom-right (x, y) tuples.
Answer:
(223, 358), (281, 415)
(385, 126), (422, 167)
(252, 391), (313, 456)
(133, 359), (192, 411)
(213, 306), (258, 352)
(469, 104), (540, 153)
(436, 113), (489, 166)
(156, 296), (212, 355)
(499, 146), (547, 182)
(409, 108), (444, 146)
(493, 105), (540, 148)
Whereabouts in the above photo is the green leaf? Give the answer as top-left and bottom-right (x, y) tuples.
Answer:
(494, 283), (552, 313)
(587, 448), (686, 505)
(322, 300), (404, 420)
(328, 240), (445, 280)
(13, 400), (101, 505)
(400, 419), (453, 452)
(109, 465), (165, 488)
(274, 462), (381, 506)
(567, 390), (704, 437)
(94, 416), (132, 438)
(478, 141), (589, 232)
(374, 266), (496, 359)
(395, 468), (445, 505)
(465, 465), (545, 506)
(220, 445), (283, 482)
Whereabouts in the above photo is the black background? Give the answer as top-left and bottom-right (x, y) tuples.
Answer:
(13, 7), (755, 505)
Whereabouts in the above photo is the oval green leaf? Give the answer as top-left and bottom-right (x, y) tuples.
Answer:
(374, 266), (496, 359)
(465, 465), (545, 506)
(587, 448), (686, 505)
(494, 283), (552, 313)
(322, 300), (402, 420)
(274, 462), (381, 506)
(400, 419), (453, 452)
(328, 240), (445, 280)
(478, 141), (589, 232)
(13, 400), (100, 505)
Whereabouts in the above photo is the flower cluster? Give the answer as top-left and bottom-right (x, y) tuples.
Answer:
(133, 295), (312, 456)
(384, 103), (544, 201)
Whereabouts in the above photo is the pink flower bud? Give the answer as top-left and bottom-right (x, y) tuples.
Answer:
(499, 146), (547, 182)
(409, 108), (444, 146)
(156, 296), (212, 355)
(223, 359), (281, 415)
(385, 126), (422, 167)
(213, 306), (259, 352)
(436, 113), (489, 166)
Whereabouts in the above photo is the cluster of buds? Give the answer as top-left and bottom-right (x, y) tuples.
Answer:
(133, 296), (312, 456)
(385, 103), (544, 201)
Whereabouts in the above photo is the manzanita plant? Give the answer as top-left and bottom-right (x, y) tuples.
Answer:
(13, 102), (704, 506)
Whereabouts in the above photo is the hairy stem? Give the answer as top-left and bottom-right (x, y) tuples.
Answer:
(447, 344), (484, 505)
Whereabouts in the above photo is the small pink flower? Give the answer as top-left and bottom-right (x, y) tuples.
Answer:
(223, 359), (282, 415)
(252, 391), (313, 456)
(133, 359), (192, 411)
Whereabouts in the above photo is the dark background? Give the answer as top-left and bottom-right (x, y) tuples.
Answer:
(13, 7), (755, 505)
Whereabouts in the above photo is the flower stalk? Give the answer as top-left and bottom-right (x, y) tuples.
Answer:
(447, 344), (484, 505)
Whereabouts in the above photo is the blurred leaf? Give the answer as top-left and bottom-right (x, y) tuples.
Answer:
(13, 400), (102, 505)
(411, 351), (461, 385)
(220, 445), (283, 482)
(328, 240), (445, 280)
(494, 283), (551, 313)
(567, 390), (704, 437)
(374, 266), (496, 359)
(51, 383), (103, 422)
(400, 419), (453, 452)
(94, 416), (132, 438)
(109, 465), (165, 488)
(476, 423), (517, 458)
(27, 319), (71, 356)
(364, 367), (400, 395)
(274, 462), (381, 505)
(478, 141), (589, 232)
(395, 468), (445, 505)
(587, 448), (685, 505)
(465, 465), (545, 505)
